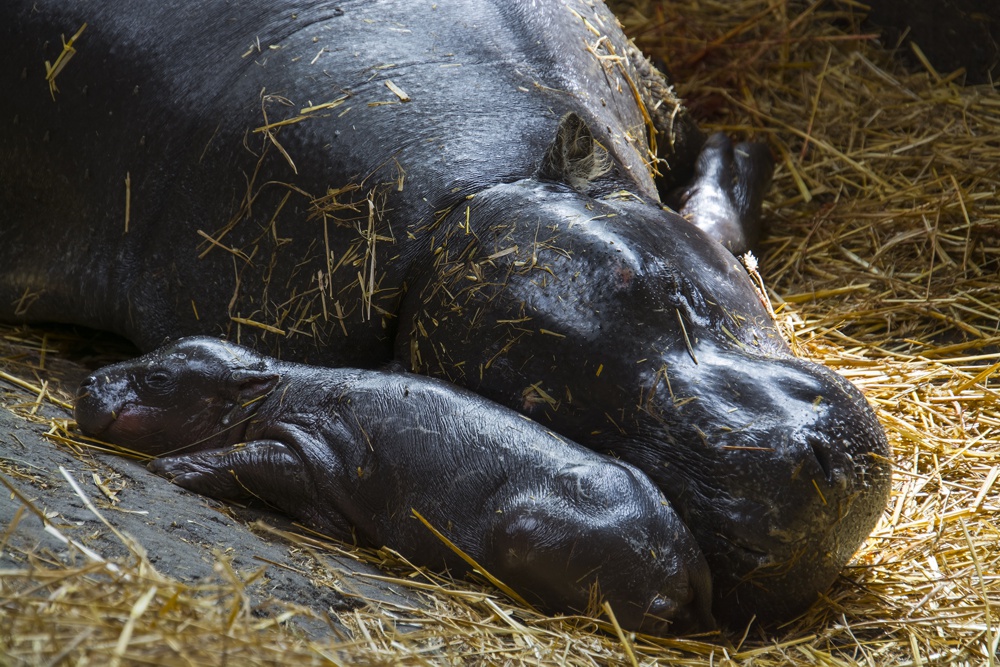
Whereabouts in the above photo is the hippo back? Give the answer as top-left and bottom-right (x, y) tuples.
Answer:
(0, 0), (659, 360)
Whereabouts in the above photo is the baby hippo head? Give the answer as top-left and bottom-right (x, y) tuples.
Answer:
(75, 337), (279, 456)
(494, 461), (713, 635)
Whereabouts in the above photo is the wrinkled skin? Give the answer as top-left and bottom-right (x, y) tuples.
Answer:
(76, 337), (714, 635)
(0, 0), (890, 625)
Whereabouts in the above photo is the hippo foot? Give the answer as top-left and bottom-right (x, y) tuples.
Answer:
(668, 133), (774, 255)
(148, 441), (354, 540)
(149, 451), (253, 500)
(149, 443), (309, 517)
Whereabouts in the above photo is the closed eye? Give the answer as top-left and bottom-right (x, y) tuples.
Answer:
(144, 369), (173, 389)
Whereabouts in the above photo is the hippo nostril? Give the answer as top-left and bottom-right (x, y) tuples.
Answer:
(807, 435), (833, 483)
(77, 375), (98, 399)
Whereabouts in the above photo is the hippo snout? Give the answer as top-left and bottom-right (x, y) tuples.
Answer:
(624, 346), (889, 624)
(75, 373), (122, 437)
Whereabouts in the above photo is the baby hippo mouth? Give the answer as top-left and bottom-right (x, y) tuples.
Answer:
(74, 374), (161, 451)
(75, 374), (124, 437)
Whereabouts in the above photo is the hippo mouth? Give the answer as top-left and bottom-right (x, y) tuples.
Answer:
(75, 381), (144, 443)
(74, 398), (127, 439)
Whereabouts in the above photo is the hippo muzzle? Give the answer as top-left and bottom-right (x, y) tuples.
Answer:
(633, 345), (890, 623)
(75, 373), (134, 438)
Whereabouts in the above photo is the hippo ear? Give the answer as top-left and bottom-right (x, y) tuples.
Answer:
(537, 112), (611, 192)
(230, 369), (279, 403)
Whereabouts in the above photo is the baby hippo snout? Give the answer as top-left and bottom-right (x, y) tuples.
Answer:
(75, 372), (128, 438)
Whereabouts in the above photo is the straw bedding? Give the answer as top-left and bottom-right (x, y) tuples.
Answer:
(1, 1), (998, 664)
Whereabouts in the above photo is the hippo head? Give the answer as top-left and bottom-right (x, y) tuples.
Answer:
(398, 145), (891, 626)
(75, 337), (279, 456)
(568, 196), (892, 626)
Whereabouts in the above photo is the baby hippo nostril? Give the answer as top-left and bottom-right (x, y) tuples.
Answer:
(77, 375), (98, 397)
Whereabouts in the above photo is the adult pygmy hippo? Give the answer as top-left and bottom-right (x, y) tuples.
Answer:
(0, 0), (890, 625)
(75, 336), (713, 634)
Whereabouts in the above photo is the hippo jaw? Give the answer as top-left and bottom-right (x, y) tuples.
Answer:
(75, 337), (279, 456)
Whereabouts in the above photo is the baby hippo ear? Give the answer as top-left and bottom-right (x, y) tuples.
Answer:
(229, 369), (279, 403)
(537, 112), (611, 192)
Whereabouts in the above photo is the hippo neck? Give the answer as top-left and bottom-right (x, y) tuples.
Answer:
(244, 364), (362, 437)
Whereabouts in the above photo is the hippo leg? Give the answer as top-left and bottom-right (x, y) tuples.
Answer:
(148, 440), (353, 540)
(630, 51), (774, 255)
(667, 133), (775, 256)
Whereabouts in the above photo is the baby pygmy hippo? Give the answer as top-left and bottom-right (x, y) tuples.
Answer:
(75, 336), (712, 634)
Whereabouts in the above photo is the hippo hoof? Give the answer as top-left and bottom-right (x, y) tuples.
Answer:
(669, 133), (775, 255)
(149, 456), (225, 497)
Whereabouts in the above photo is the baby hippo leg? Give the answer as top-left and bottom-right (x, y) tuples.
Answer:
(148, 440), (353, 540)
(668, 133), (775, 255)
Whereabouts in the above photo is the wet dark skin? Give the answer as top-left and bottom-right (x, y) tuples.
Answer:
(1, 1), (889, 626)
(76, 337), (714, 635)
(399, 153), (888, 625)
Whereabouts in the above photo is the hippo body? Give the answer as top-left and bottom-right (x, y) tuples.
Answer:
(0, 0), (704, 355)
(75, 336), (714, 634)
(0, 0), (889, 625)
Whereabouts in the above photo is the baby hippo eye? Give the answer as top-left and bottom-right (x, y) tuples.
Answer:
(143, 369), (174, 390)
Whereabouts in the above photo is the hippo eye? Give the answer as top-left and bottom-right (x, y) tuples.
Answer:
(144, 369), (174, 390)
